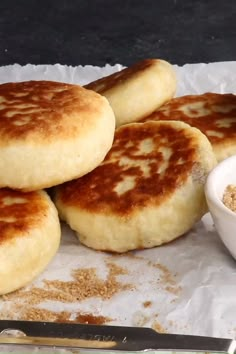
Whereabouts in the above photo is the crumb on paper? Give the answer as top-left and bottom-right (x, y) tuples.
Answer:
(0, 261), (133, 322)
(0, 305), (113, 325)
(152, 320), (167, 333)
(132, 311), (150, 327)
(165, 285), (182, 295)
(114, 253), (182, 297)
(74, 313), (112, 325)
(143, 300), (152, 308)
(170, 298), (178, 303)
(147, 260), (182, 296)
(148, 261), (175, 284)
(122, 252), (144, 261)
(123, 253), (182, 297)
(223, 184), (236, 212)
(3, 261), (133, 304)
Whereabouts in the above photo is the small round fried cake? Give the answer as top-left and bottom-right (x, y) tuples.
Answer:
(85, 59), (176, 127)
(140, 93), (236, 162)
(0, 80), (115, 191)
(0, 189), (60, 295)
(55, 121), (216, 253)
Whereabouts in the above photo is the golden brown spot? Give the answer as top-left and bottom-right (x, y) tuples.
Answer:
(141, 93), (236, 145)
(85, 59), (159, 93)
(59, 122), (198, 215)
(0, 189), (48, 245)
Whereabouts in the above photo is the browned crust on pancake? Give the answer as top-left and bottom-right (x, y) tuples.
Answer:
(140, 93), (236, 148)
(85, 59), (161, 93)
(0, 80), (104, 143)
(0, 189), (49, 245)
(57, 121), (200, 216)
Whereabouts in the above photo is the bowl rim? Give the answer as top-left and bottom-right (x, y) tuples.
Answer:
(205, 154), (236, 218)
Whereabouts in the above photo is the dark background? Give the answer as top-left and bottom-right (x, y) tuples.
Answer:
(0, 0), (235, 67)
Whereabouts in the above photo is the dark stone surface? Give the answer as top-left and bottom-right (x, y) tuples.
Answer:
(0, 0), (235, 67)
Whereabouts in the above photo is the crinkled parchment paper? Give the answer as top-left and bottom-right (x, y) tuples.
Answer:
(0, 61), (236, 353)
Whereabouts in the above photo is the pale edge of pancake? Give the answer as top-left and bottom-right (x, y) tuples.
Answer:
(100, 59), (177, 126)
(55, 121), (217, 253)
(0, 191), (61, 295)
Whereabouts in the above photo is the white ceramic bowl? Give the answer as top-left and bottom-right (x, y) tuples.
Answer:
(205, 155), (236, 260)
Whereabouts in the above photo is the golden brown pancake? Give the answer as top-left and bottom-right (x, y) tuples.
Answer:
(85, 59), (176, 126)
(0, 188), (61, 295)
(140, 92), (236, 161)
(55, 121), (216, 253)
(0, 80), (115, 191)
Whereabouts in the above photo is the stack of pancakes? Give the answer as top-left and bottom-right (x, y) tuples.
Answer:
(0, 80), (115, 294)
(2, 58), (231, 294)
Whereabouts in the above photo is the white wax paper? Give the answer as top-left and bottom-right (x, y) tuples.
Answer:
(0, 61), (236, 353)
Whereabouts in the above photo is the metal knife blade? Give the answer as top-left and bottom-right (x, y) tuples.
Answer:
(0, 320), (235, 353)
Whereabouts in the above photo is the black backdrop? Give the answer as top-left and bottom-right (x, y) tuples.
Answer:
(0, 0), (235, 67)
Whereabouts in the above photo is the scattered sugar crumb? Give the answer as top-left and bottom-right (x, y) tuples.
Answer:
(0, 305), (112, 325)
(165, 285), (182, 295)
(0, 261), (133, 322)
(152, 320), (167, 333)
(147, 260), (182, 296)
(132, 311), (150, 327)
